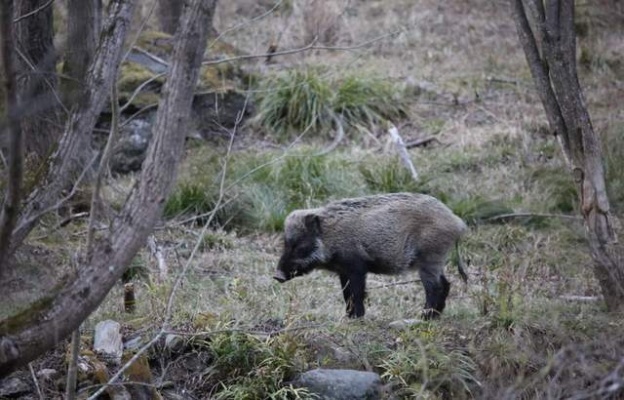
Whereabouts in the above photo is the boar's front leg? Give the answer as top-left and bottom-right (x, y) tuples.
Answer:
(339, 273), (366, 318)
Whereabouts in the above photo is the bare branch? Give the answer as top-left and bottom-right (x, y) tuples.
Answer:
(119, 72), (166, 113)
(86, 82), (121, 258)
(28, 362), (44, 400)
(201, 29), (402, 66)
(484, 212), (582, 222)
(12, 0), (55, 24)
(0, 0), (24, 275)
(511, 0), (569, 154)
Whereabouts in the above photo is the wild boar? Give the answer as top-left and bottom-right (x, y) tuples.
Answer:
(273, 192), (468, 319)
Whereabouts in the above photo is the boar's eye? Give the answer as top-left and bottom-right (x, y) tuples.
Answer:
(294, 242), (314, 258)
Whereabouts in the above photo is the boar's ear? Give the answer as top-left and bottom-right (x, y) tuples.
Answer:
(304, 214), (322, 235)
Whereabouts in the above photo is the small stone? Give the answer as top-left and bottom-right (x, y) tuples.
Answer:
(37, 368), (58, 381)
(388, 318), (424, 330)
(0, 377), (30, 398)
(293, 368), (382, 400)
(123, 336), (143, 351)
(164, 334), (184, 352)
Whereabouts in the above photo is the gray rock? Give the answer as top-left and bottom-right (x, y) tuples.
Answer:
(0, 377), (30, 398)
(164, 334), (184, 352)
(93, 320), (123, 365)
(293, 368), (382, 400)
(108, 91), (254, 174)
(111, 118), (153, 174)
(123, 335), (143, 351)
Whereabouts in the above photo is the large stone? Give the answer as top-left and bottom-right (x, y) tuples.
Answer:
(0, 377), (30, 398)
(93, 320), (123, 365)
(293, 368), (382, 400)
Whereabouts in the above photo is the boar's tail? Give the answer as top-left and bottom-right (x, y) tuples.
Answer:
(454, 241), (468, 283)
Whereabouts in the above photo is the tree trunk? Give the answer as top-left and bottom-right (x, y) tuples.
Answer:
(0, 0), (218, 377)
(9, 0), (133, 252)
(512, 0), (624, 312)
(0, 0), (23, 276)
(63, 0), (102, 106)
(14, 0), (61, 159)
(158, 0), (184, 34)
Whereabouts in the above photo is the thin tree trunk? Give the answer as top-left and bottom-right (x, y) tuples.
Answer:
(0, 0), (23, 276)
(63, 0), (102, 106)
(0, 0), (218, 376)
(158, 0), (184, 34)
(14, 0), (61, 159)
(9, 0), (134, 252)
(512, 0), (624, 312)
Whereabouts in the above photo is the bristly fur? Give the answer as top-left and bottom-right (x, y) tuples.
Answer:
(276, 192), (468, 319)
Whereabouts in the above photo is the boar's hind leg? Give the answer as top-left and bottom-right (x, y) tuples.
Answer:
(419, 265), (449, 320)
(339, 273), (366, 318)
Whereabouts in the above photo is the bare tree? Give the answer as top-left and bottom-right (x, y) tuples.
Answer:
(0, 0), (218, 376)
(511, 0), (624, 311)
(63, 0), (102, 105)
(14, 0), (61, 159)
(158, 0), (184, 34)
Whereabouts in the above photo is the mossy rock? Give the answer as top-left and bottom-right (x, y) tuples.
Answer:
(134, 30), (174, 59)
(118, 61), (164, 108)
(119, 29), (251, 109)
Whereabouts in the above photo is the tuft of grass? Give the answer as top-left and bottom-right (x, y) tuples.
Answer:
(253, 69), (333, 137)
(359, 157), (428, 194)
(448, 195), (514, 225)
(528, 166), (578, 213)
(191, 331), (313, 399)
(163, 183), (215, 220)
(253, 69), (407, 140)
(378, 325), (479, 399)
(333, 75), (407, 129)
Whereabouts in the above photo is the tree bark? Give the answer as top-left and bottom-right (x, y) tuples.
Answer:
(63, 0), (102, 106)
(0, 0), (218, 377)
(9, 0), (134, 252)
(14, 0), (61, 159)
(158, 0), (184, 34)
(511, 0), (624, 312)
(0, 0), (23, 276)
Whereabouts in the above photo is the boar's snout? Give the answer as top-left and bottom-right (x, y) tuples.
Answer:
(273, 268), (288, 283)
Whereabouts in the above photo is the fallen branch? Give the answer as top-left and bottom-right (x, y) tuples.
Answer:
(405, 136), (440, 149)
(559, 295), (600, 302)
(28, 362), (44, 400)
(388, 123), (418, 181)
(369, 279), (421, 290)
(484, 212), (582, 222)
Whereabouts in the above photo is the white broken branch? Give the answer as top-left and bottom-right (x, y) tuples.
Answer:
(147, 235), (167, 283)
(388, 123), (419, 182)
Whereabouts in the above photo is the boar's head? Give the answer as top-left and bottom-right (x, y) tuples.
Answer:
(274, 213), (325, 283)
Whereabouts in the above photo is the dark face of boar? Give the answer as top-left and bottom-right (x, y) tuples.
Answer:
(274, 215), (324, 283)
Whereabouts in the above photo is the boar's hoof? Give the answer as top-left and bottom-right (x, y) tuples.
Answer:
(421, 308), (441, 320)
(273, 269), (288, 283)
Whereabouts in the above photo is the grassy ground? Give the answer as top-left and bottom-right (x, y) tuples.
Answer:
(18, 0), (624, 399)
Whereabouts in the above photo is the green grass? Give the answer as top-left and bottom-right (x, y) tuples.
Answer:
(252, 68), (407, 140)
